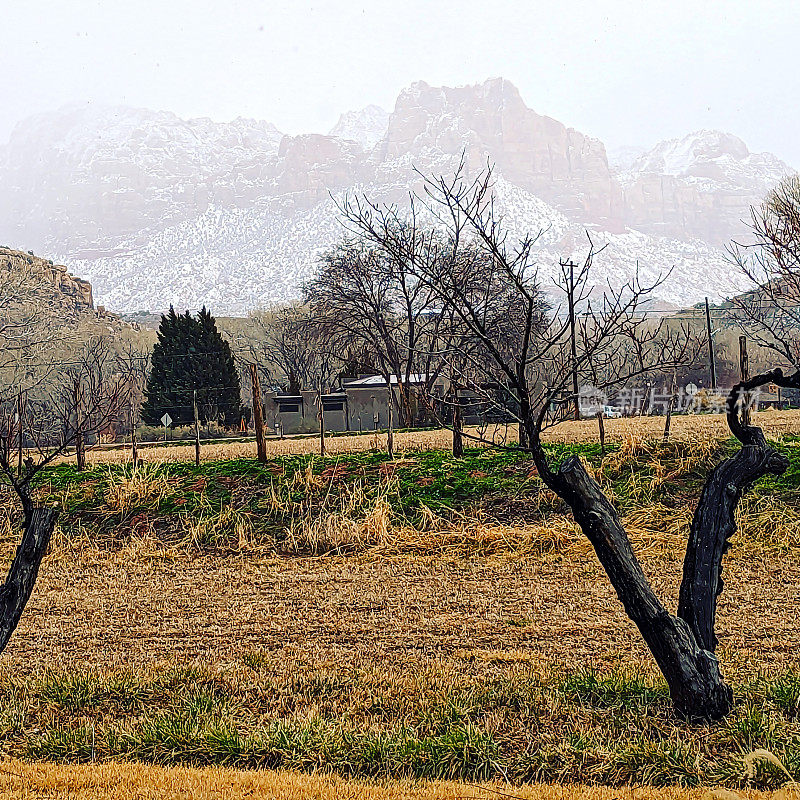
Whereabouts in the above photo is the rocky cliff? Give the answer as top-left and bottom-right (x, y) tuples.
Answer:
(378, 79), (625, 231)
(0, 79), (793, 313)
(0, 246), (93, 311)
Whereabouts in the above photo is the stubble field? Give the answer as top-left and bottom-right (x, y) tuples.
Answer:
(5, 411), (800, 798)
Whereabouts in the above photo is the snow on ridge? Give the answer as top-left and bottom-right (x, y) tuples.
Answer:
(624, 129), (792, 186)
(3, 81), (793, 315)
(329, 105), (390, 150)
(66, 174), (746, 316)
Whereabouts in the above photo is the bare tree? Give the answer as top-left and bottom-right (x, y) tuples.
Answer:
(729, 175), (800, 367)
(304, 232), (458, 427)
(0, 336), (133, 656)
(0, 256), (65, 402)
(229, 305), (341, 394)
(334, 159), (795, 720)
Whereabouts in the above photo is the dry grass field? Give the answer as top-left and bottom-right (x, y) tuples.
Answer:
(0, 761), (791, 800)
(7, 525), (800, 675)
(69, 409), (800, 465)
(5, 414), (800, 793)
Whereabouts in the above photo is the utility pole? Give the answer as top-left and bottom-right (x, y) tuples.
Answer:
(249, 364), (267, 463)
(567, 260), (580, 420)
(739, 335), (750, 427)
(193, 389), (201, 468)
(705, 297), (717, 391)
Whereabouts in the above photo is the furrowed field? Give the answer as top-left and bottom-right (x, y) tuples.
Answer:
(5, 411), (800, 798)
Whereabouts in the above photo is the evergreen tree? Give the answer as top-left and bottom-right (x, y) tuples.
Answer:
(141, 306), (242, 427)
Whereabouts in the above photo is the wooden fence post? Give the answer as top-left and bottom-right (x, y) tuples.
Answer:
(598, 410), (606, 454)
(387, 395), (394, 459)
(452, 387), (463, 458)
(664, 373), (677, 441)
(318, 385), (326, 457)
(131, 399), (138, 467)
(73, 379), (85, 471)
(249, 364), (267, 463)
(193, 389), (201, 467)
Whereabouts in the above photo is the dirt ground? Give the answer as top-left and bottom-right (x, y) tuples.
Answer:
(4, 536), (797, 680)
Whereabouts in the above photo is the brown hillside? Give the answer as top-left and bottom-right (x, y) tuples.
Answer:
(0, 245), (93, 312)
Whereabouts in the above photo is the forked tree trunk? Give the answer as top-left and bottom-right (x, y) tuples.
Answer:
(0, 504), (58, 654)
(547, 454), (732, 719)
(527, 367), (800, 719)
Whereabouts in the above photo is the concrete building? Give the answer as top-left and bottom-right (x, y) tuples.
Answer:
(263, 374), (450, 435)
(264, 390), (349, 434)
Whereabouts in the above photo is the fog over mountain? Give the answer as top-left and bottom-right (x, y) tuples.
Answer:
(0, 78), (793, 314)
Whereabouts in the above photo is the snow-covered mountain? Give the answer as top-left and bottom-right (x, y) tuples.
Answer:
(617, 129), (792, 242)
(329, 104), (389, 150)
(0, 104), (284, 256)
(0, 80), (793, 314)
(624, 130), (787, 184)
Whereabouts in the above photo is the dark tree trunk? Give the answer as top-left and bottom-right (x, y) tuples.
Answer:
(678, 419), (789, 651)
(0, 504), (58, 654)
(548, 455), (732, 719)
(518, 394), (530, 451)
(527, 367), (800, 719)
(396, 381), (414, 429)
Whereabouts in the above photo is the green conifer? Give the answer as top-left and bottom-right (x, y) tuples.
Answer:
(141, 306), (242, 427)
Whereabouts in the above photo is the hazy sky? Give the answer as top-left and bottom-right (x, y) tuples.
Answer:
(3, 0), (799, 163)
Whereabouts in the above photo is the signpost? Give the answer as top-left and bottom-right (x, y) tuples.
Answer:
(161, 412), (172, 443)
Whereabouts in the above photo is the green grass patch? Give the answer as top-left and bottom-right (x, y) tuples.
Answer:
(28, 432), (800, 555)
(4, 662), (800, 788)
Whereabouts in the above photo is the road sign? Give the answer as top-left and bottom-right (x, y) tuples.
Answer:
(161, 413), (172, 427)
(685, 383), (699, 396)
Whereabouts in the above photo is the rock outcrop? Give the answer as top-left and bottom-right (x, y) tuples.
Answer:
(0, 246), (93, 311)
(379, 79), (625, 231)
(273, 134), (372, 208)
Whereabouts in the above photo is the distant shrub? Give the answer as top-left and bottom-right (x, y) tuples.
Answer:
(136, 422), (242, 443)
